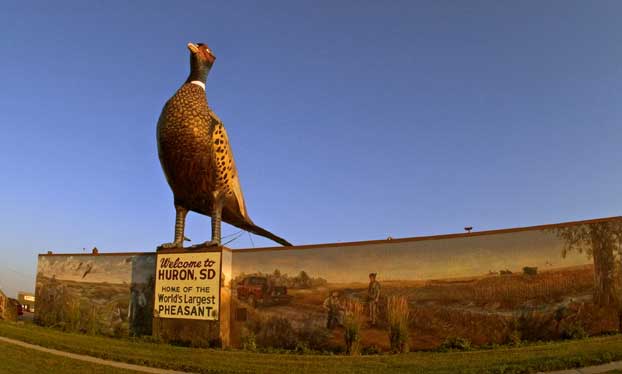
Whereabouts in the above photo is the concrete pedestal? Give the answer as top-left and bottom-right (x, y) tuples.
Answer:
(152, 246), (232, 347)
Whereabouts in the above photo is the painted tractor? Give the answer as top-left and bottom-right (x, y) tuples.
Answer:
(236, 276), (292, 308)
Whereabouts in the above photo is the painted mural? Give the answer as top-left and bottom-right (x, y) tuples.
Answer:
(33, 217), (622, 352)
(229, 218), (622, 352)
(35, 253), (156, 336)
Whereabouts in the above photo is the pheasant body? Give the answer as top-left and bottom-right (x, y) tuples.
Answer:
(158, 83), (246, 221)
(156, 43), (291, 248)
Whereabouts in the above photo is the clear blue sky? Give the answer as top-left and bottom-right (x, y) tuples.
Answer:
(1, 1), (621, 297)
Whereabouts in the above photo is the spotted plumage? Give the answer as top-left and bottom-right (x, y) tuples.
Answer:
(157, 42), (291, 248)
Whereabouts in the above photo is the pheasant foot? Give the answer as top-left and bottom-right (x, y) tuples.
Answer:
(157, 241), (184, 251)
(190, 240), (220, 249)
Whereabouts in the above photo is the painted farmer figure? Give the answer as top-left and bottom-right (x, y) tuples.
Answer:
(323, 291), (344, 329)
(367, 272), (381, 326)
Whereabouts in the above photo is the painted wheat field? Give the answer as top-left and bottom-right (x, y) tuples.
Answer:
(236, 264), (619, 351)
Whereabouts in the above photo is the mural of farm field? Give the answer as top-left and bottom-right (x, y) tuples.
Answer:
(230, 218), (622, 353)
(35, 254), (156, 337)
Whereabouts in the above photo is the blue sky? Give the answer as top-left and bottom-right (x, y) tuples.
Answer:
(1, 1), (621, 297)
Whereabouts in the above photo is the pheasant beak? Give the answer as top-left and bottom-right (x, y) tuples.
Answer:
(187, 42), (199, 53)
(187, 42), (215, 65)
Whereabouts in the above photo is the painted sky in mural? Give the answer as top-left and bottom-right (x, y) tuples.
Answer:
(233, 230), (590, 284)
(38, 255), (134, 284)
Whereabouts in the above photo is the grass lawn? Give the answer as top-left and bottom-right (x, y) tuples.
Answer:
(0, 340), (139, 374)
(1, 321), (622, 374)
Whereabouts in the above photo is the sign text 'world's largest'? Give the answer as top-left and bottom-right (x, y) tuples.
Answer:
(154, 251), (221, 320)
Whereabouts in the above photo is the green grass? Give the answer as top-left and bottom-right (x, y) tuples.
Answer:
(0, 341), (139, 374)
(1, 321), (622, 373)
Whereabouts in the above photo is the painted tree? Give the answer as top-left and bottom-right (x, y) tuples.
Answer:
(296, 271), (311, 289)
(553, 219), (622, 306)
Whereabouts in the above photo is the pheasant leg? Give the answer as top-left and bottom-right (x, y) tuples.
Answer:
(192, 194), (224, 248)
(158, 204), (188, 250)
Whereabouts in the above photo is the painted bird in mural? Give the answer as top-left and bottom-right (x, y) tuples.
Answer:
(157, 42), (292, 249)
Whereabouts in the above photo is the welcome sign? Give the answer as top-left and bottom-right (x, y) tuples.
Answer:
(154, 251), (221, 320)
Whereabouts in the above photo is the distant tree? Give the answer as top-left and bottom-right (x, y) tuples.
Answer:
(297, 271), (311, 289)
(312, 277), (328, 287)
(273, 269), (281, 278)
(552, 219), (622, 307)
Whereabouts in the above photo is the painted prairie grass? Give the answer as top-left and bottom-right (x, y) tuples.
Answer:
(36, 276), (130, 336)
(410, 305), (512, 347)
(343, 298), (365, 355)
(387, 296), (410, 353)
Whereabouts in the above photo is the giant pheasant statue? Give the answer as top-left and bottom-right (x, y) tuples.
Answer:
(157, 42), (291, 249)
